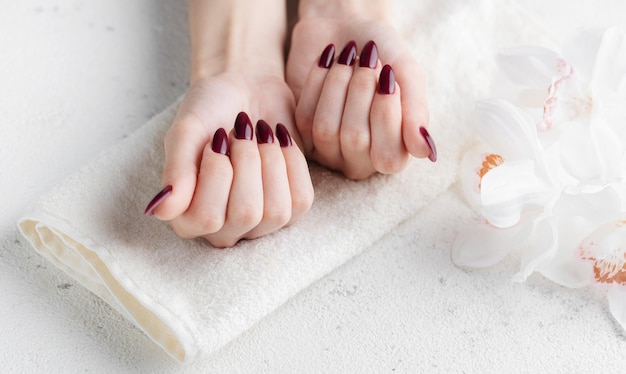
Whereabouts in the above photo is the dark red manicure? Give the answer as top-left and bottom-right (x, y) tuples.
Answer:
(144, 185), (172, 216)
(337, 40), (357, 66)
(319, 44), (335, 69)
(234, 111), (253, 140)
(359, 40), (378, 69)
(276, 123), (292, 147)
(256, 120), (274, 144)
(420, 127), (437, 162)
(378, 64), (395, 94)
(212, 128), (229, 155)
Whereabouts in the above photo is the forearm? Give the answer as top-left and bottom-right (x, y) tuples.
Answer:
(297, 0), (392, 21)
(188, 0), (287, 83)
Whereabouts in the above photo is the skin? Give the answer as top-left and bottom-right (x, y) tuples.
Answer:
(152, 0), (314, 248)
(287, 0), (432, 180)
(150, 0), (432, 247)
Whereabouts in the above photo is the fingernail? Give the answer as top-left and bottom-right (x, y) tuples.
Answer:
(212, 128), (229, 155)
(378, 64), (395, 94)
(359, 40), (378, 69)
(337, 40), (357, 66)
(234, 111), (253, 140)
(256, 119), (274, 144)
(420, 127), (437, 162)
(144, 185), (173, 216)
(318, 43), (335, 69)
(276, 123), (293, 147)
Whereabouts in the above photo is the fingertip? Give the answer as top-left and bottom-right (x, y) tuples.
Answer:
(420, 126), (437, 162)
(144, 185), (172, 216)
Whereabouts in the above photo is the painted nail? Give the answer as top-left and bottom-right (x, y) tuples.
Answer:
(359, 40), (378, 69)
(256, 119), (274, 144)
(318, 43), (335, 69)
(144, 185), (172, 216)
(337, 40), (357, 66)
(420, 126), (437, 162)
(276, 123), (293, 147)
(211, 128), (229, 155)
(378, 64), (395, 94)
(234, 111), (253, 140)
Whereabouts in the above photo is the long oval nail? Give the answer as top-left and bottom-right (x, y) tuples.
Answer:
(337, 40), (357, 66)
(144, 185), (172, 216)
(359, 40), (378, 69)
(318, 43), (335, 69)
(212, 128), (229, 155)
(256, 119), (274, 144)
(234, 111), (253, 140)
(378, 64), (395, 94)
(419, 127), (437, 162)
(276, 123), (293, 147)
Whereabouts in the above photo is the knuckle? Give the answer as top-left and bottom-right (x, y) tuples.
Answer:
(230, 204), (263, 228)
(312, 122), (338, 146)
(263, 206), (291, 228)
(195, 211), (225, 235)
(295, 105), (314, 131)
(372, 152), (408, 175)
(340, 127), (370, 153)
(291, 188), (315, 214)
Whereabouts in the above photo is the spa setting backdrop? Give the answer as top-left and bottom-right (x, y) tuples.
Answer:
(2, 0), (626, 372)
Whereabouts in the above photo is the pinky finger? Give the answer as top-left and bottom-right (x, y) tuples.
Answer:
(276, 123), (314, 225)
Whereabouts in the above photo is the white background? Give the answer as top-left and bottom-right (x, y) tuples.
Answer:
(1, 1), (626, 372)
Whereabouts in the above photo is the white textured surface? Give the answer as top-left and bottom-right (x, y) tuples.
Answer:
(2, 0), (626, 372)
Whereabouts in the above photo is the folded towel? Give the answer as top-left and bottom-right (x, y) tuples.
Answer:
(17, 0), (547, 362)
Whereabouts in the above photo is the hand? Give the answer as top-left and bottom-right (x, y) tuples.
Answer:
(286, 14), (436, 180)
(146, 74), (314, 248)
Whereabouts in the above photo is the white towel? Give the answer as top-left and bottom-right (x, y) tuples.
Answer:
(17, 0), (547, 362)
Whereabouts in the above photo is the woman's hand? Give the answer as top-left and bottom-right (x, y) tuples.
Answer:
(286, 5), (436, 180)
(146, 74), (313, 248)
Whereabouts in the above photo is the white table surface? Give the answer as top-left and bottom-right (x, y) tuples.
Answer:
(2, 1), (626, 372)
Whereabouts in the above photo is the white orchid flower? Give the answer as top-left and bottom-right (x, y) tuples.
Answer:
(453, 27), (626, 330)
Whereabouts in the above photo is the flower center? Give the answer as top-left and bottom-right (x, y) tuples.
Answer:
(578, 220), (626, 288)
(477, 153), (504, 190)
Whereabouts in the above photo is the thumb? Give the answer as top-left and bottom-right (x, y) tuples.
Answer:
(393, 54), (436, 161)
(150, 114), (208, 220)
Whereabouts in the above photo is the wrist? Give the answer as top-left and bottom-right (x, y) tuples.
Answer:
(189, 0), (287, 84)
(298, 0), (392, 21)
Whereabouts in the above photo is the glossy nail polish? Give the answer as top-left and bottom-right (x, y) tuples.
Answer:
(212, 128), (229, 155)
(378, 64), (395, 94)
(318, 44), (335, 69)
(144, 185), (172, 216)
(420, 126), (437, 162)
(337, 40), (357, 66)
(234, 111), (253, 140)
(276, 123), (292, 147)
(359, 40), (378, 69)
(256, 119), (274, 144)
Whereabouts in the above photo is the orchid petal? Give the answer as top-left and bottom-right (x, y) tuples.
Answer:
(452, 218), (534, 268)
(496, 45), (561, 87)
(562, 28), (606, 85)
(480, 160), (552, 228)
(521, 188), (622, 286)
(475, 99), (545, 164)
(559, 115), (624, 183)
(536, 215), (595, 288)
(608, 289), (626, 331)
(513, 216), (558, 283)
(578, 218), (626, 289)
(494, 46), (561, 108)
(587, 27), (626, 98)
